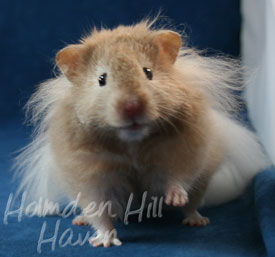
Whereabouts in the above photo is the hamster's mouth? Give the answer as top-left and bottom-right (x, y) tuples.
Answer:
(117, 122), (150, 141)
(121, 122), (144, 131)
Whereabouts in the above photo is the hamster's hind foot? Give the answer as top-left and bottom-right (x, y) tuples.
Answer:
(182, 211), (210, 227)
(72, 215), (89, 226)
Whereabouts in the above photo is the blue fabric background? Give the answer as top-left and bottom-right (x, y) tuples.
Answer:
(1, 0), (274, 256)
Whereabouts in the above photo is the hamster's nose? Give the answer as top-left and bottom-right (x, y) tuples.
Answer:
(123, 97), (144, 119)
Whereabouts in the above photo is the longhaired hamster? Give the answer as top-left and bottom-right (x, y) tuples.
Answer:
(15, 19), (268, 247)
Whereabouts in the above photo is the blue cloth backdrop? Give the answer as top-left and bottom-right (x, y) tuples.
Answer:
(1, 0), (275, 257)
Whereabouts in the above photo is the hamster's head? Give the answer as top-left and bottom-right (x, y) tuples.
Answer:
(56, 23), (193, 142)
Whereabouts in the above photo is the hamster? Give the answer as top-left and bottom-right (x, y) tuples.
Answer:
(15, 19), (268, 247)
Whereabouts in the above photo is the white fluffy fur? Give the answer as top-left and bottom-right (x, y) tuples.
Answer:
(204, 110), (269, 206)
(13, 78), (70, 214)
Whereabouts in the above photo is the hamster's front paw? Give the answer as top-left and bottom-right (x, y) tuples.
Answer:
(89, 229), (122, 247)
(165, 184), (188, 207)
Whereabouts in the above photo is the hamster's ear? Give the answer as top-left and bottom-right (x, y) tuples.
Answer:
(56, 44), (87, 82)
(153, 31), (182, 65)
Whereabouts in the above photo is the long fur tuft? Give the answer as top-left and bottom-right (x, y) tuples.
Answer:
(13, 77), (71, 214)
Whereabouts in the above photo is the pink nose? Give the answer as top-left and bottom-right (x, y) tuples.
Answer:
(123, 98), (144, 119)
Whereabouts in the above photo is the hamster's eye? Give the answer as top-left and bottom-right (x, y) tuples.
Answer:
(98, 73), (107, 86)
(143, 67), (153, 80)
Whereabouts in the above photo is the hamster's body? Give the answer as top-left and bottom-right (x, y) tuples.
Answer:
(15, 20), (268, 247)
